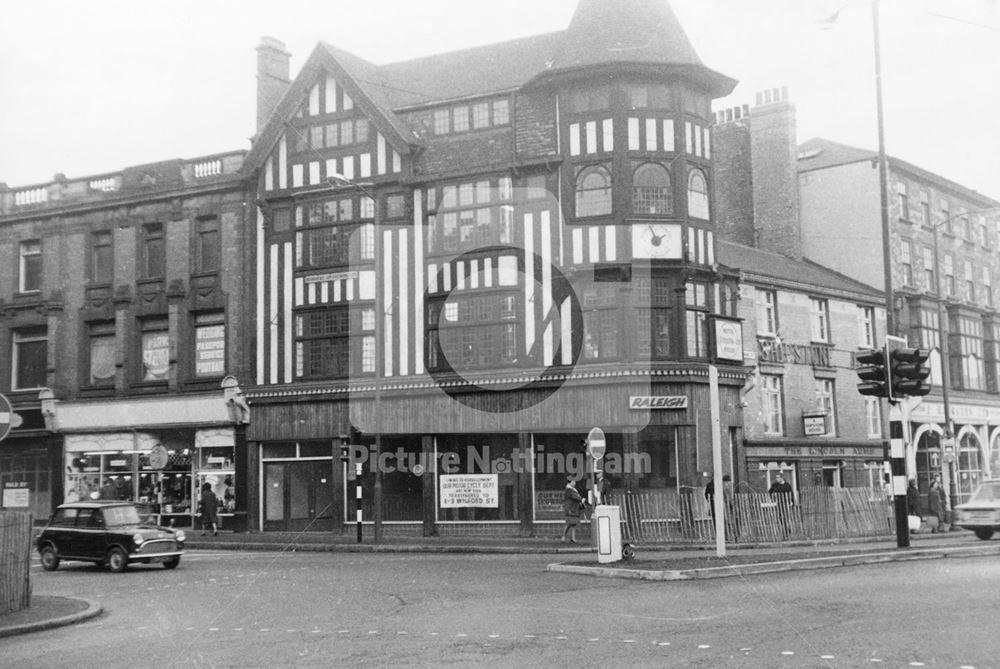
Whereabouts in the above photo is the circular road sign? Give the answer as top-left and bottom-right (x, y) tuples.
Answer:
(0, 393), (13, 443)
(586, 427), (606, 460)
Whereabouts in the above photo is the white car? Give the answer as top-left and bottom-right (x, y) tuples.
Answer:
(954, 480), (1000, 540)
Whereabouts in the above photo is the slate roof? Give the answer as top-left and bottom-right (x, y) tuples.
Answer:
(797, 137), (999, 206)
(245, 0), (735, 175)
(718, 239), (882, 302)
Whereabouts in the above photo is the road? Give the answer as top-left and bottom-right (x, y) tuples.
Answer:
(7, 546), (1000, 667)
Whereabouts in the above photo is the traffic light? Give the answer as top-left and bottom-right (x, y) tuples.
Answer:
(889, 346), (931, 398)
(856, 348), (889, 397)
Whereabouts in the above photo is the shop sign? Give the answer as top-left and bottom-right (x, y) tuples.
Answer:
(2, 481), (30, 508)
(758, 338), (831, 367)
(304, 270), (358, 284)
(749, 445), (885, 459)
(712, 317), (744, 363)
(439, 474), (498, 508)
(628, 396), (688, 410)
(149, 444), (169, 470)
(195, 325), (226, 376)
(802, 413), (827, 437)
(109, 459), (127, 467)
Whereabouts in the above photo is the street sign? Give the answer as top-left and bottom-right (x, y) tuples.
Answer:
(0, 393), (13, 443)
(586, 427), (606, 460)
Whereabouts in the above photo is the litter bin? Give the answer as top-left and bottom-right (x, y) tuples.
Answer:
(594, 504), (622, 563)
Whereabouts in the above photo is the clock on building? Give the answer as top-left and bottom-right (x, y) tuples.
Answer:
(631, 222), (682, 259)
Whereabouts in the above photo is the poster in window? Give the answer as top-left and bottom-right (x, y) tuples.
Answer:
(439, 474), (498, 508)
(195, 325), (226, 377)
(142, 332), (170, 381)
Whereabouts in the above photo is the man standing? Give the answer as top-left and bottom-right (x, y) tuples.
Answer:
(768, 473), (793, 538)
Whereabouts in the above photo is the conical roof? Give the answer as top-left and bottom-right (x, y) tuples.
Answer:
(555, 0), (701, 68)
(545, 0), (735, 96)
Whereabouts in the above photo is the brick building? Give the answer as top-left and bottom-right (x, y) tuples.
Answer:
(714, 88), (1000, 509)
(0, 154), (252, 526)
(243, 0), (750, 535)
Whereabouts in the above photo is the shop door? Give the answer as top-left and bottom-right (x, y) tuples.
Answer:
(263, 461), (334, 531)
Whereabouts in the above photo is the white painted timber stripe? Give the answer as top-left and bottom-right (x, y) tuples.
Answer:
(283, 243), (294, 383)
(256, 208), (265, 384)
(605, 225), (616, 261)
(524, 213), (535, 355)
(383, 229), (393, 377)
(399, 228), (409, 376)
(589, 226), (600, 262)
(413, 189), (424, 375)
(573, 228), (584, 264)
(268, 243), (279, 384)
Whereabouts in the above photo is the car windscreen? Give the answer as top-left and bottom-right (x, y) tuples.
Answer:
(100, 505), (142, 527)
(969, 481), (1000, 503)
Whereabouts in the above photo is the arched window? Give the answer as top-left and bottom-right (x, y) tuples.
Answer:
(632, 163), (672, 215)
(575, 165), (612, 217)
(687, 168), (709, 219)
(957, 431), (985, 504)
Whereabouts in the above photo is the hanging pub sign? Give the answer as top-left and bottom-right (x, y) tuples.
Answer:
(711, 316), (744, 364)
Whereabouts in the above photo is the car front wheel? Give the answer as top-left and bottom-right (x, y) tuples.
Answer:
(39, 545), (60, 571)
(107, 547), (129, 573)
(974, 528), (995, 540)
(162, 557), (180, 570)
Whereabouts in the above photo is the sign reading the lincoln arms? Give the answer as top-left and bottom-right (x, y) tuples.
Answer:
(757, 338), (831, 367)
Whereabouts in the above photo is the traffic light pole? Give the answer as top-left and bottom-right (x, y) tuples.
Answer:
(888, 403), (910, 548)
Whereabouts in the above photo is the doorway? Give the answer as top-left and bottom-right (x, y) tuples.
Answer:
(263, 461), (334, 531)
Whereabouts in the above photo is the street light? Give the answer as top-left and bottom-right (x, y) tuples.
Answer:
(929, 206), (1000, 512)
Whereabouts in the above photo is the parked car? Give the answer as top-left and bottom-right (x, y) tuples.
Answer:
(954, 479), (1000, 540)
(36, 501), (185, 572)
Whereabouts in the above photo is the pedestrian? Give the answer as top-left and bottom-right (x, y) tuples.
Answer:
(99, 477), (117, 500)
(705, 474), (735, 540)
(906, 478), (921, 533)
(199, 483), (219, 536)
(561, 475), (583, 544)
(927, 478), (946, 533)
(768, 473), (793, 538)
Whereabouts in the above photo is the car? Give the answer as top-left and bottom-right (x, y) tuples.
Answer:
(36, 501), (185, 572)
(954, 479), (1000, 540)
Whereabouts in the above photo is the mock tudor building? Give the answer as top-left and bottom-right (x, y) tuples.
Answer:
(714, 87), (1000, 510)
(0, 154), (252, 526)
(244, 0), (750, 535)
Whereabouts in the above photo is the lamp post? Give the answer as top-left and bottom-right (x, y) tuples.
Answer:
(930, 206), (1000, 512)
(871, 0), (896, 337)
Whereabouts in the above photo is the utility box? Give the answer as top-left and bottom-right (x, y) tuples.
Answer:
(594, 504), (622, 563)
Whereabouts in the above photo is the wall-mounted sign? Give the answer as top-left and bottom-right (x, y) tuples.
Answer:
(0, 393), (12, 443)
(2, 481), (30, 508)
(758, 338), (831, 368)
(304, 270), (358, 284)
(712, 317), (744, 363)
(803, 412), (828, 437)
(629, 396), (688, 410)
(439, 474), (498, 508)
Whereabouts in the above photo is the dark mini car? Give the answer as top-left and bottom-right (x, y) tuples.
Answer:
(954, 479), (1000, 540)
(36, 501), (185, 572)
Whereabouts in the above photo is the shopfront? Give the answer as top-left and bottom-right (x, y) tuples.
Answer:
(743, 442), (888, 496)
(0, 405), (60, 520)
(909, 401), (999, 507)
(43, 386), (248, 530)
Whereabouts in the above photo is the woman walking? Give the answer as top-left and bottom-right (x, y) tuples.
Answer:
(561, 475), (583, 544)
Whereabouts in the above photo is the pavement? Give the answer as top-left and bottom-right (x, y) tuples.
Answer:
(4, 527), (996, 638)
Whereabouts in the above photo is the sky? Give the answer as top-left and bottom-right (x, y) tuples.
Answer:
(1, 0), (998, 199)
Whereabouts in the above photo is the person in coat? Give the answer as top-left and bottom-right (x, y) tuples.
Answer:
(927, 478), (946, 533)
(561, 475), (583, 544)
(199, 483), (219, 536)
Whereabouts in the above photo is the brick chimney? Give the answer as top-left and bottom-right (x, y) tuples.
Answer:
(256, 37), (291, 134)
(749, 87), (803, 260)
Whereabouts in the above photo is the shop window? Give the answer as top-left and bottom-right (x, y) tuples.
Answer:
(18, 240), (41, 293)
(140, 318), (170, 383)
(194, 312), (226, 378)
(435, 436), (520, 522)
(12, 327), (47, 390)
(956, 432), (984, 505)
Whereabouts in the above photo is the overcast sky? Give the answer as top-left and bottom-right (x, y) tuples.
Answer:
(1, 0), (998, 200)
